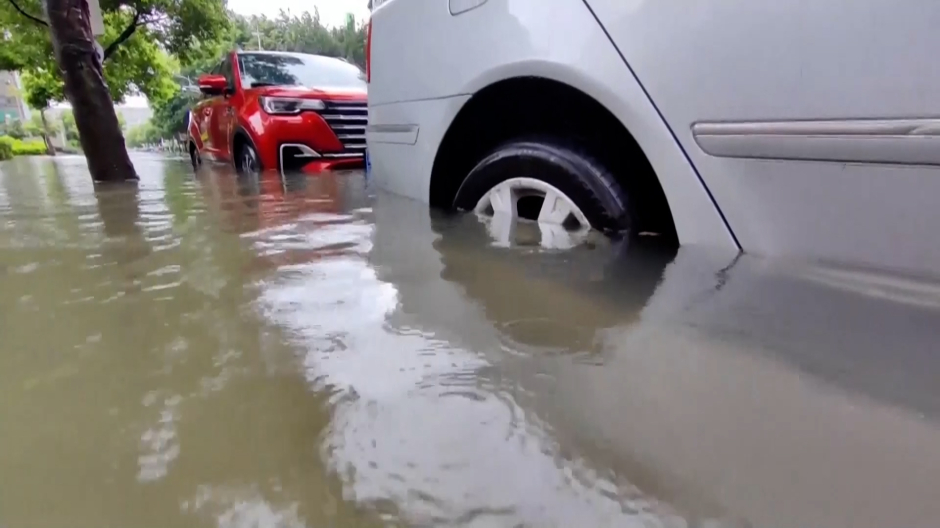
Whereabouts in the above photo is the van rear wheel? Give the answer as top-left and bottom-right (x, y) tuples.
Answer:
(453, 139), (632, 236)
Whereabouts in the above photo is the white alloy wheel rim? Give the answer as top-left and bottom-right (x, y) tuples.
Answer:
(473, 177), (591, 229)
(472, 177), (593, 250)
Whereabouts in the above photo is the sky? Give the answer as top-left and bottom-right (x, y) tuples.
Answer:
(227, 0), (371, 28)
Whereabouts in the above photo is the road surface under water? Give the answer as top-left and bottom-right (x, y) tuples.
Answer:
(2, 153), (940, 528)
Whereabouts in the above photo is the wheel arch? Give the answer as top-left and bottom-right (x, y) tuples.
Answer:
(230, 126), (259, 165)
(429, 60), (736, 248)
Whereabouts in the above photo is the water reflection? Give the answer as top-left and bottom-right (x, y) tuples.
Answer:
(0, 156), (373, 528)
(1, 155), (940, 528)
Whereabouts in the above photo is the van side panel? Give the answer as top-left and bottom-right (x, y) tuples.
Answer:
(368, 0), (736, 248)
(587, 0), (940, 275)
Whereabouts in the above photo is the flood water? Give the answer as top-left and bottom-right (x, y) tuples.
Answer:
(3, 153), (940, 528)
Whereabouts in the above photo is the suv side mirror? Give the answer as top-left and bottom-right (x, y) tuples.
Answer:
(197, 74), (229, 96)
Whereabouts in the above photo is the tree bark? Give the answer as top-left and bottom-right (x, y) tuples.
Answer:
(44, 0), (137, 182)
(39, 109), (56, 156)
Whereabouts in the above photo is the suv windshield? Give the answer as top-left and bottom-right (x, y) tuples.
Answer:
(236, 53), (366, 90)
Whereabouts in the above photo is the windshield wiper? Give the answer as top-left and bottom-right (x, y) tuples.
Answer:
(250, 82), (280, 88)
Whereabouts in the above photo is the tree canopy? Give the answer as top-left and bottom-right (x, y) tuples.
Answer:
(0, 0), (230, 107)
(237, 10), (367, 67)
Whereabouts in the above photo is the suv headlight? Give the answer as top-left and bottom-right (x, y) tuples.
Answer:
(260, 97), (326, 115)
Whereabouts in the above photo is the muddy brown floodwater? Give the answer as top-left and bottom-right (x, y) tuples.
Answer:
(3, 153), (940, 528)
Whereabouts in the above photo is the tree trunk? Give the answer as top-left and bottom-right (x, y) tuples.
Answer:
(44, 0), (137, 182)
(39, 109), (56, 156)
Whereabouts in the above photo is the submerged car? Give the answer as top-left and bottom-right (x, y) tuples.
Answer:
(365, 0), (940, 276)
(189, 50), (367, 176)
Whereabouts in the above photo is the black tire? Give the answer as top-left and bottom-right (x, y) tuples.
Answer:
(235, 141), (262, 176)
(452, 139), (632, 235)
(189, 143), (201, 171)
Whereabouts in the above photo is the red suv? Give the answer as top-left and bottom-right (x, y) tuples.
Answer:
(188, 50), (368, 175)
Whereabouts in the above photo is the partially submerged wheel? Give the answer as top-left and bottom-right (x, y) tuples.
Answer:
(453, 140), (631, 248)
(236, 141), (262, 176)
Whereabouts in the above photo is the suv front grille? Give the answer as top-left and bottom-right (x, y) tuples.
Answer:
(321, 100), (367, 157)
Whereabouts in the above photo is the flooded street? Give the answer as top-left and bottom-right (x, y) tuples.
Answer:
(3, 153), (940, 528)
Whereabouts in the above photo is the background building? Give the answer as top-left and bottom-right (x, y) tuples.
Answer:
(0, 70), (30, 123)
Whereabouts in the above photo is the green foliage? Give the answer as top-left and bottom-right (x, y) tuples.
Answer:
(235, 10), (368, 67)
(100, 10), (181, 105)
(24, 111), (60, 137)
(0, 3), (50, 72)
(11, 137), (46, 155)
(22, 115), (41, 136)
(102, 0), (232, 66)
(60, 110), (78, 141)
(20, 69), (60, 110)
(125, 121), (161, 147)
(0, 119), (26, 139)
(151, 88), (199, 139)
(0, 136), (12, 160)
(0, 41), (24, 71)
(0, 0), (230, 107)
(0, 136), (46, 157)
